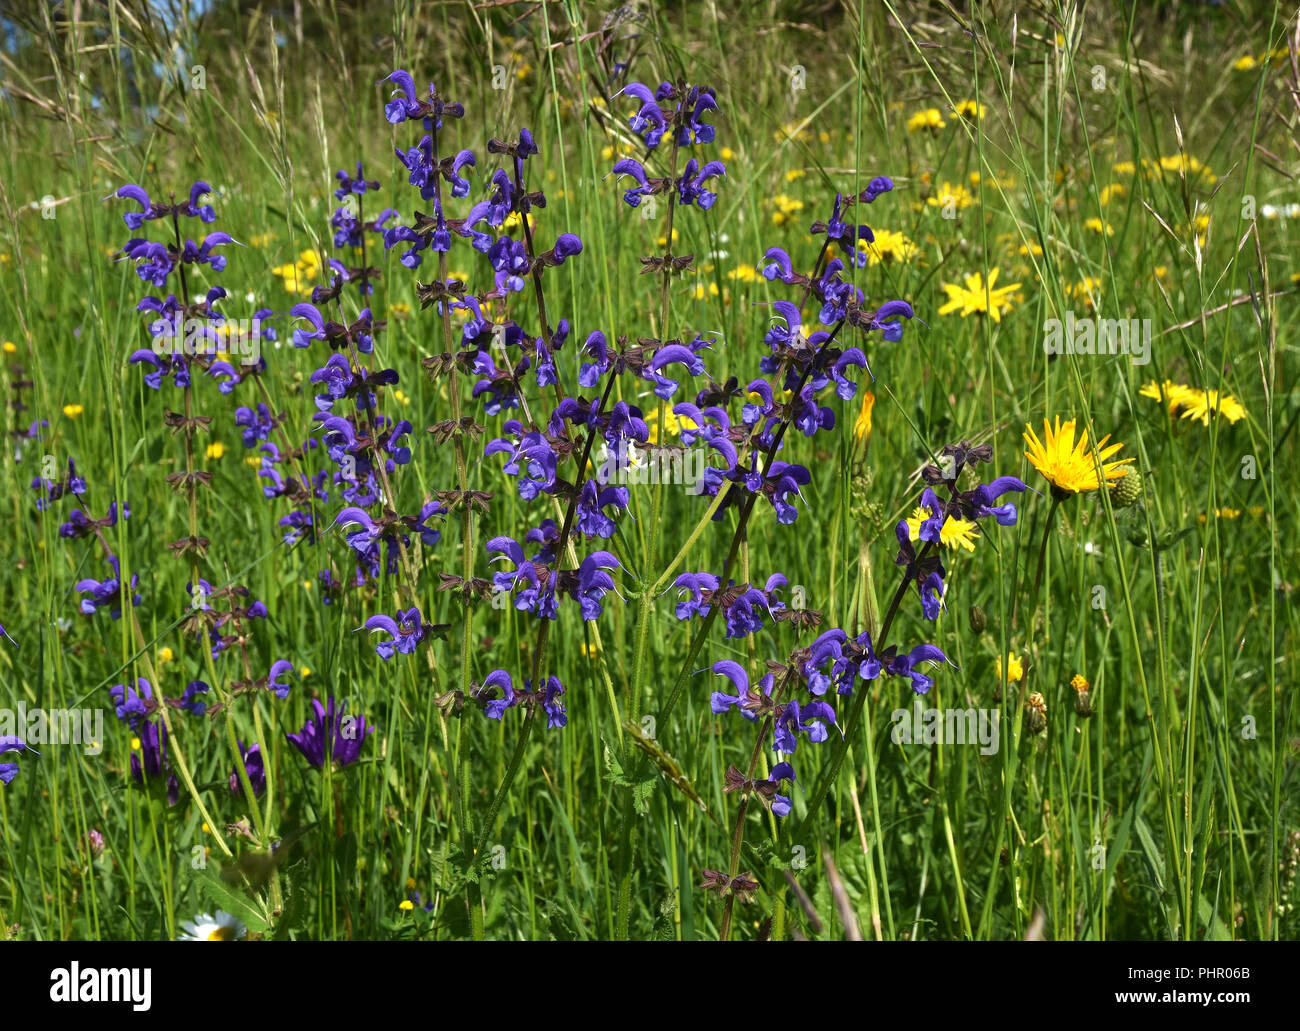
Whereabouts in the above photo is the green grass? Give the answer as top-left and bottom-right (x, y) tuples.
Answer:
(0, 0), (1297, 941)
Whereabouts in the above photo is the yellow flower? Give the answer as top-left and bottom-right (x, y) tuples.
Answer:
(1177, 388), (1247, 426)
(645, 406), (698, 444)
(656, 227), (680, 248)
(157, 646), (175, 665)
(1071, 277), (1103, 307)
(63, 404), (84, 418)
(926, 182), (975, 211)
(727, 264), (759, 283)
(2, 341), (15, 354)
(860, 228), (917, 265)
(503, 211), (533, 233)
(248, 232), (276, 248)
(1098, 184), (1126, 205)
(771, 194), (804, 227)
(206, 441), (225, 460)
(720, 146), (736, 162)
(1018, 241), (1044, 258)
(392, 388), (412, 406)
(1070, 674), (1090, 693)
(1140, 381), (1247, 425)
(1233, 54), (1257, 71)
(953, 99), (986, 121)
(905, 506), (978, 552)
(1023, 417), (1133, 497)
(580, 641), (598, 660)
(996, 652), (1024, 684)
(852, 391), (874, 444)
(1083, 217), (1113, 236)
(1112, 161), (1137, 176)
(937, 269), (1021, 322)
(300, 666), (311, 677)
(399, 900), (415, 912)
(1198, 507), (1242, 523)
(907, 108), (946, 132)
(244, 456), (262, 468)
(785, 169), (806, 182)
(131, 736), (142, 751)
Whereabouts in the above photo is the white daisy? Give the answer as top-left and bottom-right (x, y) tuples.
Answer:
(178, 910), (246, 941)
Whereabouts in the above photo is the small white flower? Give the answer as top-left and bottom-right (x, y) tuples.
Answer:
(1285, 203), (1300, 219)
(178, 910), (246, 941)
(1260, 204), (1278, 219)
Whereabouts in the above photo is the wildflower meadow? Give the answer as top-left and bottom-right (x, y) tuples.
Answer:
(1, 0), (1297, 966)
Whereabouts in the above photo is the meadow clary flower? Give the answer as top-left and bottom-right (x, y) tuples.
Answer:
(362, 608), (426, 659)
(0, 736), (28, 785)
(110, 677), (154, 728)
(229, 741), (265, 798)
(286, 697), (375, 769)
(473, 670), (568, 728)
(75, 556), (141, 620)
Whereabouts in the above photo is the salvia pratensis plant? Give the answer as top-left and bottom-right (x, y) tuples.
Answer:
(38, 53), (1043, 944)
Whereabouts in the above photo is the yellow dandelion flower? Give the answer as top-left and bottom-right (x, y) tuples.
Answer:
(1084, 217), (1113, 236)
(157, 646), (175, 665)
(63, 404), (84, 419)
(785, 169), (806, 182)
(926, 182), (975, 211)
(937, 269), (1021, 322)
(953, 99), (986, 121)
(771, 194), (804, 227)
(206, 441), (225, 460)
(727, 264), (759, 283)
(1023, 417), (1133, 497)
(720, 146), (736, 162)
(996, 652), (1024, 684)
(1071, 277), (1103, 307)
(907, 108), (946, 132)
(1177, 388), (1247, 426)
(1098, 184), (1126, 205)
(399, 900), (415, 912)
(905, 506), (979, 552)
(1233, 54), (1257, 71)
(3, 341), (16, 354)
(1070, 674), (1090, 693)
(860, 228), (917, 265)
(645, 407), (699, 445)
